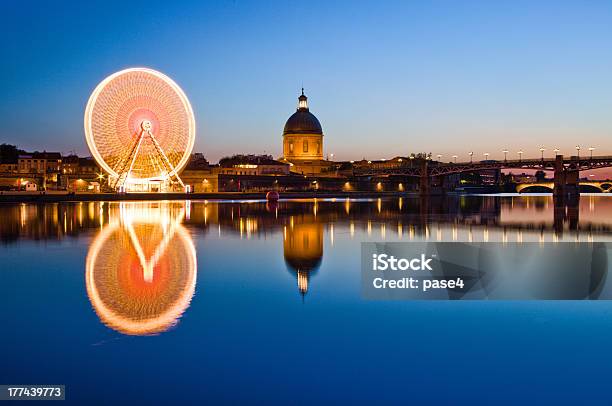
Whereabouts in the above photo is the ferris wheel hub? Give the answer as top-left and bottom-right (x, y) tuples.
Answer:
(141, 120), (153, 132)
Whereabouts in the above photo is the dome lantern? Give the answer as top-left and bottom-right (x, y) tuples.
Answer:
(282, 89), (323, 136)
(298, 88), (308, 111)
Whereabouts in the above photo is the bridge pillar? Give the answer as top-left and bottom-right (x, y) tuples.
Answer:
(553, 155), (566, 197)
(553, 155), (580, 234)
(554, 154), (580, 201)
(419, 160), (429, 195)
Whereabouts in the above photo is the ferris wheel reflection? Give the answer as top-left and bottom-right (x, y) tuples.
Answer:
(85, 202), (197, 336)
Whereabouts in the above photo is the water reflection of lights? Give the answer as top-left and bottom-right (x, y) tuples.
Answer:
(8, 196), (612, 252)
(239, 217), (259, 239)
(85, 202), (197, 336)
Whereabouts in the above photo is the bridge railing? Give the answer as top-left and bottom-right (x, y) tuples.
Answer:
(450, 155), (612, 166)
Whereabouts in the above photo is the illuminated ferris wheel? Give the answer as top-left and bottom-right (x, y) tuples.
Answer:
(84, 68), (196, 192)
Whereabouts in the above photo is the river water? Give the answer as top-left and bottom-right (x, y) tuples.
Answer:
(1, 195), (612, 404)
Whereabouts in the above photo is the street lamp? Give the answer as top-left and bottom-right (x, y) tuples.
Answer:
(330, 153), (334, 161)
(436, 154), (442, 161)
(502, 149), (508, 162)
(452, 155), (458, 163)
(553, 148), (560, 156)
(589, 147), (595, 160)
(483, 152), (490, 161)
(576, 145), (581, 160)
(518, 150), (523, 162)
(539, 147), (545, 161)
(469, 151), (473, 163)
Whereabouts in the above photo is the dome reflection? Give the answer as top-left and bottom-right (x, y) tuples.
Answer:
(86, 202), (197, 335)
(284, 219), (323, 297)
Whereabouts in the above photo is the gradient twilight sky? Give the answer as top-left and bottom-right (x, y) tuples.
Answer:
(1, 0), (612, 163)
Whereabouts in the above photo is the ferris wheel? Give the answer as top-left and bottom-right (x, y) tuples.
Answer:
(84, 68), (196, 191)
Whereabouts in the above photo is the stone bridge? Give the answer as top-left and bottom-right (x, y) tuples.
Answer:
(516, 181), (612, 193)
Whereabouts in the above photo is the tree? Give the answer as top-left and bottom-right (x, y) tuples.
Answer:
(0, 144), (25, 163)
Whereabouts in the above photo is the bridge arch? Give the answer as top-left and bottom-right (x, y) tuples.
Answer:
(516, 183), (554, 194)
(579, 184), (603, 193)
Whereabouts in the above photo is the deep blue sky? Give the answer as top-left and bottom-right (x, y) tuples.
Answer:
(1, 0), (612, 162)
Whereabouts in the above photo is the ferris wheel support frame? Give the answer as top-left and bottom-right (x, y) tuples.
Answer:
(107, 130), (143, 190)
(147, 127), (186, 188)
(115, 129), (146, 189)
(113, 120), (186, 191)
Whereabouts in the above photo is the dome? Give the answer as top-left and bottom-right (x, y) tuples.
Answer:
(283, 111), (323, 135)
(282, 89), (323, 135)
(284, 256), (322, 273)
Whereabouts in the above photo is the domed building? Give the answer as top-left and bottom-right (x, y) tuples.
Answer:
(280, 89), (334, 175)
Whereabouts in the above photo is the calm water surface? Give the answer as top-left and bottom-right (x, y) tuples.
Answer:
(2, 195), (612, 404)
